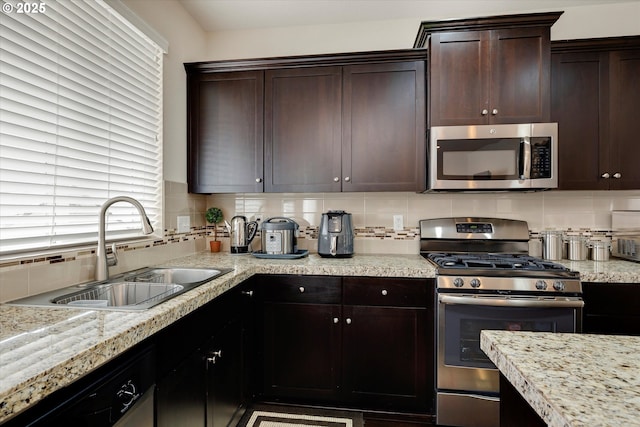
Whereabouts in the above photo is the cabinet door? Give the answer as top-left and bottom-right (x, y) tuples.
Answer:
(490, 27), (551, 124)
(430, 27), (550, 126)
(430, 31), (490, 126)
(264, 67), (342, 192)
(582, 282), (640, 335)
(609, 49), (640, 190)
(342, 61), (426, 191)
(206, 318), (245, 427)
(156, 350), (206, 427)
(552, 51), (610, 190)
(342, 305), (429, 411)
(262, 302), (342, 400)
(187, 71), (264, 193)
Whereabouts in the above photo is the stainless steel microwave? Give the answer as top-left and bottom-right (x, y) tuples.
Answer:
(427, 123), (558, 191)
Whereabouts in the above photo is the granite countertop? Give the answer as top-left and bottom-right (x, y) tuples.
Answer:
(557, 259), (640, 283)
(0, 252), (638, 423)
(481, 330), (640, 427)
(0, 253), (433, 423)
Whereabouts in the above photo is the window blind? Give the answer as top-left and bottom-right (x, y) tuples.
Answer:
(0, 0), (163, 255)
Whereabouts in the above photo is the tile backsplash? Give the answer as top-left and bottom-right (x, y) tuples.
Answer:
(1, 181), (639, 303)
(206, 189), (640, 232)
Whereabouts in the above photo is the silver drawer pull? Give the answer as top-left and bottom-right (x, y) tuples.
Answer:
(381, 289), (388, 296)
(333, 317), (339, 324)
(345, 318), (352, 325)
(299, 286), (305, 293)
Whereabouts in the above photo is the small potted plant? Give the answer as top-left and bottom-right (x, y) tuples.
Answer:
(205, 207), (224, 252)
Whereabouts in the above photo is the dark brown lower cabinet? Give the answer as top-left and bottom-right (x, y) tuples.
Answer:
(582, 282), (640, 336)
(206, 318), (245, 427)
(499, 374), (546, 427)
(156, 349), (206, 427)
(263, 302), (342, 399)
(342, 305), (429, 410)
(258, 275), (434, 413)
(156, 284), (252, 427)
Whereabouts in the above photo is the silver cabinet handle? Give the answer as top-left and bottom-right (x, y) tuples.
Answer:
(492, 108), (498, 115)
(381, 289), (388, 296)
(333, 177), (340, 182)
(299, 286), (305, 293)
(333, 317), (339, 324)
(241, 290), (253, 297)
(613, 172), (622, 179)
(344, 176), (350, 182)
(255, 178), (262, 183)
(481, 109), (488, 115)
(601, 173), (610, 179)
(345, 318), (352, 324)
(207, 350), (222, 364)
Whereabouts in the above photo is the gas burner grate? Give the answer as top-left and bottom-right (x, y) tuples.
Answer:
(426, 252), (569, 271)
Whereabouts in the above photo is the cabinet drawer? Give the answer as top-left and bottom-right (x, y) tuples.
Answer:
(258, 275), (341, 304)
(343, 277), (428, 307)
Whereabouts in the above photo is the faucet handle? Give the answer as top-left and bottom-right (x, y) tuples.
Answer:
(106, 243), (118, 267)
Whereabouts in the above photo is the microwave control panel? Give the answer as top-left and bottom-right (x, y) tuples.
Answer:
(530, 137), (552, 178)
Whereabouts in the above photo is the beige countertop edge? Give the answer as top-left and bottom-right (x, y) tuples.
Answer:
(480, 331), (640, 427)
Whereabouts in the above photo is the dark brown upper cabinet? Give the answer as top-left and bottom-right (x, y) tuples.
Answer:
(185, 70), (264, 193)
(342, 61), (426, 192)
(415, 12), (561, 127)
(185, 49), (427, 193)
(265, 67), (343, 192)
(551, 37), (640, 190)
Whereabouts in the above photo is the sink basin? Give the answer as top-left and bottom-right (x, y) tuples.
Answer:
(52, 282), (185, 308)
(121, 268), (225, 286)
(7, 267), (232, 311)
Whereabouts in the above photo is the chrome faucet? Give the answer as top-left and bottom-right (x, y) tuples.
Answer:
(96, 196), (154, 281)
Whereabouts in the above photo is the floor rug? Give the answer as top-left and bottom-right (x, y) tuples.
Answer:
(238, 404), (364, 427)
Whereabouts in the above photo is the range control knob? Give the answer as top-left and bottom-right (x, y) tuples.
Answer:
(453, 278), (465, 288)
(535, 280), (548, 290)
(553, 281), (566, 292)
(470, 278), (481, 288)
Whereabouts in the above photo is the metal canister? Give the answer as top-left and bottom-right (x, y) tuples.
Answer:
(528, 232), (543, 257)
(565, 232), (589, 261)
(589, 238), (611, 261)
(540, 230), (564, 260)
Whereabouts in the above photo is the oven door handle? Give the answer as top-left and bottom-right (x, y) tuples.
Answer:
(439, 294), (584, 309)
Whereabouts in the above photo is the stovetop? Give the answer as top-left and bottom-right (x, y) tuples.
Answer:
(423, 252), (579, 279)
(418, 217), (581, 292)
(426, 252), (570, 272)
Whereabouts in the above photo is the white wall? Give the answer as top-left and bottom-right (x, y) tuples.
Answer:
(122, 0), (208, 183)
(205, 2), (640, 61)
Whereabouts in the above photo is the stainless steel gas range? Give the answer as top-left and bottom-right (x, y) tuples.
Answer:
(419, 217), (583, 427)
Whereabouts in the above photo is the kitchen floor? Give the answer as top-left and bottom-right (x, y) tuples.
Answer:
(242, 402), (436, 426)
(363, 413), (435, 426)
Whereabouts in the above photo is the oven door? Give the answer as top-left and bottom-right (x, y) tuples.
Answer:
(437, 293), (583, 392)
(436, 293), (582, 427)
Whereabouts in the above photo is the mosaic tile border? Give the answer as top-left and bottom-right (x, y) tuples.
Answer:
(0, 225), (419, 270)
(0, 226), (614, 270)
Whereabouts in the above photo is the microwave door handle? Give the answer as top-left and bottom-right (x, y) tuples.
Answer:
(519, 137), (531, 180)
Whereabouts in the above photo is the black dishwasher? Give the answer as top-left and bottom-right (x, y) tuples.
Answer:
(3, 343), (155, 427)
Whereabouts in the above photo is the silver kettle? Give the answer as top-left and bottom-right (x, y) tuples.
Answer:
(228, 215), (258, 254)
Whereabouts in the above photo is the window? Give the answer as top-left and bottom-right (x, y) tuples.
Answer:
(0, 0), (164, 255)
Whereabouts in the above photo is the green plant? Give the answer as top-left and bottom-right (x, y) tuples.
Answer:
(205, 207), (224, 241)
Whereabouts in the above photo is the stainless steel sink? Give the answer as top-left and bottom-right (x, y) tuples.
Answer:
(7, 267), (232, 310)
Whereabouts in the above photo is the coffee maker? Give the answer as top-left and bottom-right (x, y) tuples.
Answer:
(318, 210), (354, 257)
